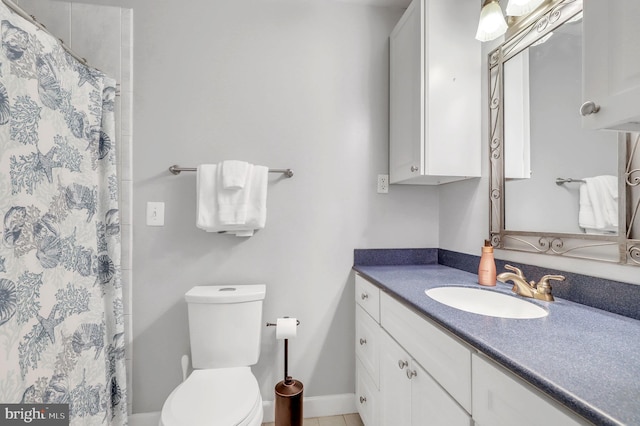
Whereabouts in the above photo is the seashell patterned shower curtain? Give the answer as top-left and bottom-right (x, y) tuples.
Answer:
(0, 5), (126, 426)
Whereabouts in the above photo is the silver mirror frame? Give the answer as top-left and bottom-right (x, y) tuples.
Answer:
(488, 0), (640, 265)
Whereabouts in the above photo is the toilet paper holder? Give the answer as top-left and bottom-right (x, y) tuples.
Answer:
(266, 319), (300, 327)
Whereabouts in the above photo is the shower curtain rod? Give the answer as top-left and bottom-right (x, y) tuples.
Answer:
(2, 0), (90, 68)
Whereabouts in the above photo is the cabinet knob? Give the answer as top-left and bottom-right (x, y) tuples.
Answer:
(406, 369), (417, 379)
(580, 101), (600, 116)
(398, 360), (408, 370)
(359, 338), (367, 346)
(361, 293), (368, 300)
(359, 396), (367, 404)
(410, 165), (419, 172)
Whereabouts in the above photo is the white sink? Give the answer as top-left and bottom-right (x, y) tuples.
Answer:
(425, 287), (548, 319)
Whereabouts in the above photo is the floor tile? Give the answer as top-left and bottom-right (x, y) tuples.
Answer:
(318, 415), (347, 426)
(344, 413), (364, 426)
(262, 414), (361, 426)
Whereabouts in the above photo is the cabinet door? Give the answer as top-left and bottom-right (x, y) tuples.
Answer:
(583, 0), (640, 131)
(411, 362), (471, 426)
(381, 293), (472, 413)
(379, 331), (411, 426)
(472, 354), (589, 426)
(389, 0), (423, 183)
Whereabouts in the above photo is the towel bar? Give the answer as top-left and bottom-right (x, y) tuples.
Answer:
(556, 177), (585, 185)
(169, 165), (293, 178)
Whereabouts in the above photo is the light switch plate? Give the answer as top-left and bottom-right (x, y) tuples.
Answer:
(146, 202), (165, 226)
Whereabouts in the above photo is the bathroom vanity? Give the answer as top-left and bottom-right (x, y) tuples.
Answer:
(353, 263), (640, 426)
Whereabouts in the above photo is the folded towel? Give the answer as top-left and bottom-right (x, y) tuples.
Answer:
(217, 164), (252, 225)
(579, 175), (618, 234)
(196, 163), (268, 237)
(222, 160), (250, 190)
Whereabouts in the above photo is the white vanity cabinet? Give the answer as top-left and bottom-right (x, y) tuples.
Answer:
(355, 273), (472, 426)
(355, 273), (594, 426)
(472, 354), (590, 426)
(389, 0), (480, 184)
(355, 275), (381, 426)
(582, 0), (640, 131)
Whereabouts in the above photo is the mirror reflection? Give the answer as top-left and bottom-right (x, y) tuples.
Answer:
(489, 0), (639, 265)
(502, 14), (618, 235)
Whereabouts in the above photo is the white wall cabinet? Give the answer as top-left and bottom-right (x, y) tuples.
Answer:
(389, 0), (480, 184)
(355, 274), (591, 426)
(582, 0), (640, 131)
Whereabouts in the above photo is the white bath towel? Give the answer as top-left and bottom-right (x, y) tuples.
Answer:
(222, 160), (250, 190)
(196, 164), (219, 231)
(578, 175), (618, 234)
(196, 163), (268, 236)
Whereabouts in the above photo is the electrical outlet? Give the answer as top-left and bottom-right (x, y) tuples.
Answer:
(377, 174), (389, 194)
(146, 202), (165, 226)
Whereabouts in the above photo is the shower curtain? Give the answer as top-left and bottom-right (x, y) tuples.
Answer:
(0, 4), (127, 425)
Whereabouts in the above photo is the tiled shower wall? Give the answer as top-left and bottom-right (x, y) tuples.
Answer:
(15, 0), (134, 414)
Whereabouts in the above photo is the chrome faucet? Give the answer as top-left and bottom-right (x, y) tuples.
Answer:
(496, 265), (565, 302)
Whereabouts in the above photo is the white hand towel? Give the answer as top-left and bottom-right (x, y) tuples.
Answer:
(579, 175), (618, 234)
(217, 164), (252, 225)
(196, 164), (219, 231)
(242, 165), (268, 230)
(222, 160), (250, 190)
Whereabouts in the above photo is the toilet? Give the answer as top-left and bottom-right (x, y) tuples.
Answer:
(160, 284), (266, 426)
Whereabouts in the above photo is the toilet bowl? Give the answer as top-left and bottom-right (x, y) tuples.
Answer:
(159, 285), (266, 426)
(160, 367), (262, 426)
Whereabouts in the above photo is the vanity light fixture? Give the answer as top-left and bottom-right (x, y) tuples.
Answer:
(475, 0), (508, 42)
(505, 0), (545, 16)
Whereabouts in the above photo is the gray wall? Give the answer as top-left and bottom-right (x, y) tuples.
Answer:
(132, 0), (438, 414)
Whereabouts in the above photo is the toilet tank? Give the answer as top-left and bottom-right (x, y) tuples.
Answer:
(185, 285), (266, 369)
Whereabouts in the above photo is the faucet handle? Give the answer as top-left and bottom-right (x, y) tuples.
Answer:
(504, 264), (525, 279)
(538, 274), (565, 285)
(536, 275), (565, 294)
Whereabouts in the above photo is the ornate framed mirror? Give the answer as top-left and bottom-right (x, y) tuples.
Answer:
(488, 0), (640, 265)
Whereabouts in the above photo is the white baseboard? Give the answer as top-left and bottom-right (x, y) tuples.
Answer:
(129, 393), (356, 425)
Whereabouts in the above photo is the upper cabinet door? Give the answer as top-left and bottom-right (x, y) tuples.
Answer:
(389, 0), (480, 185)
(390, 0), (423, 183)
(583, 0), (640, 131)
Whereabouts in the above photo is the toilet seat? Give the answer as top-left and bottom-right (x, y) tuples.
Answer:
(160, 367), (263, 426)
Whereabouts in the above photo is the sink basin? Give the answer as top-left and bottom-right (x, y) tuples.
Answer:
(425, 287), (548, 319)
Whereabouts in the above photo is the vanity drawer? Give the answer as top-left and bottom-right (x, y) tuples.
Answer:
(356, 358), (379, 426)
(380, 292), (472, 413)
(356, 304), (380, 388)
(355, 274), (380, 322)
(472, 354), (589, 426)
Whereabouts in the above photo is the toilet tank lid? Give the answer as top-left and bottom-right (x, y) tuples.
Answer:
(185, 285), (266, 304)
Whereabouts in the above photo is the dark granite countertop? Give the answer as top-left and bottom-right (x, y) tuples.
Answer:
(353, 264), (640, 426)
